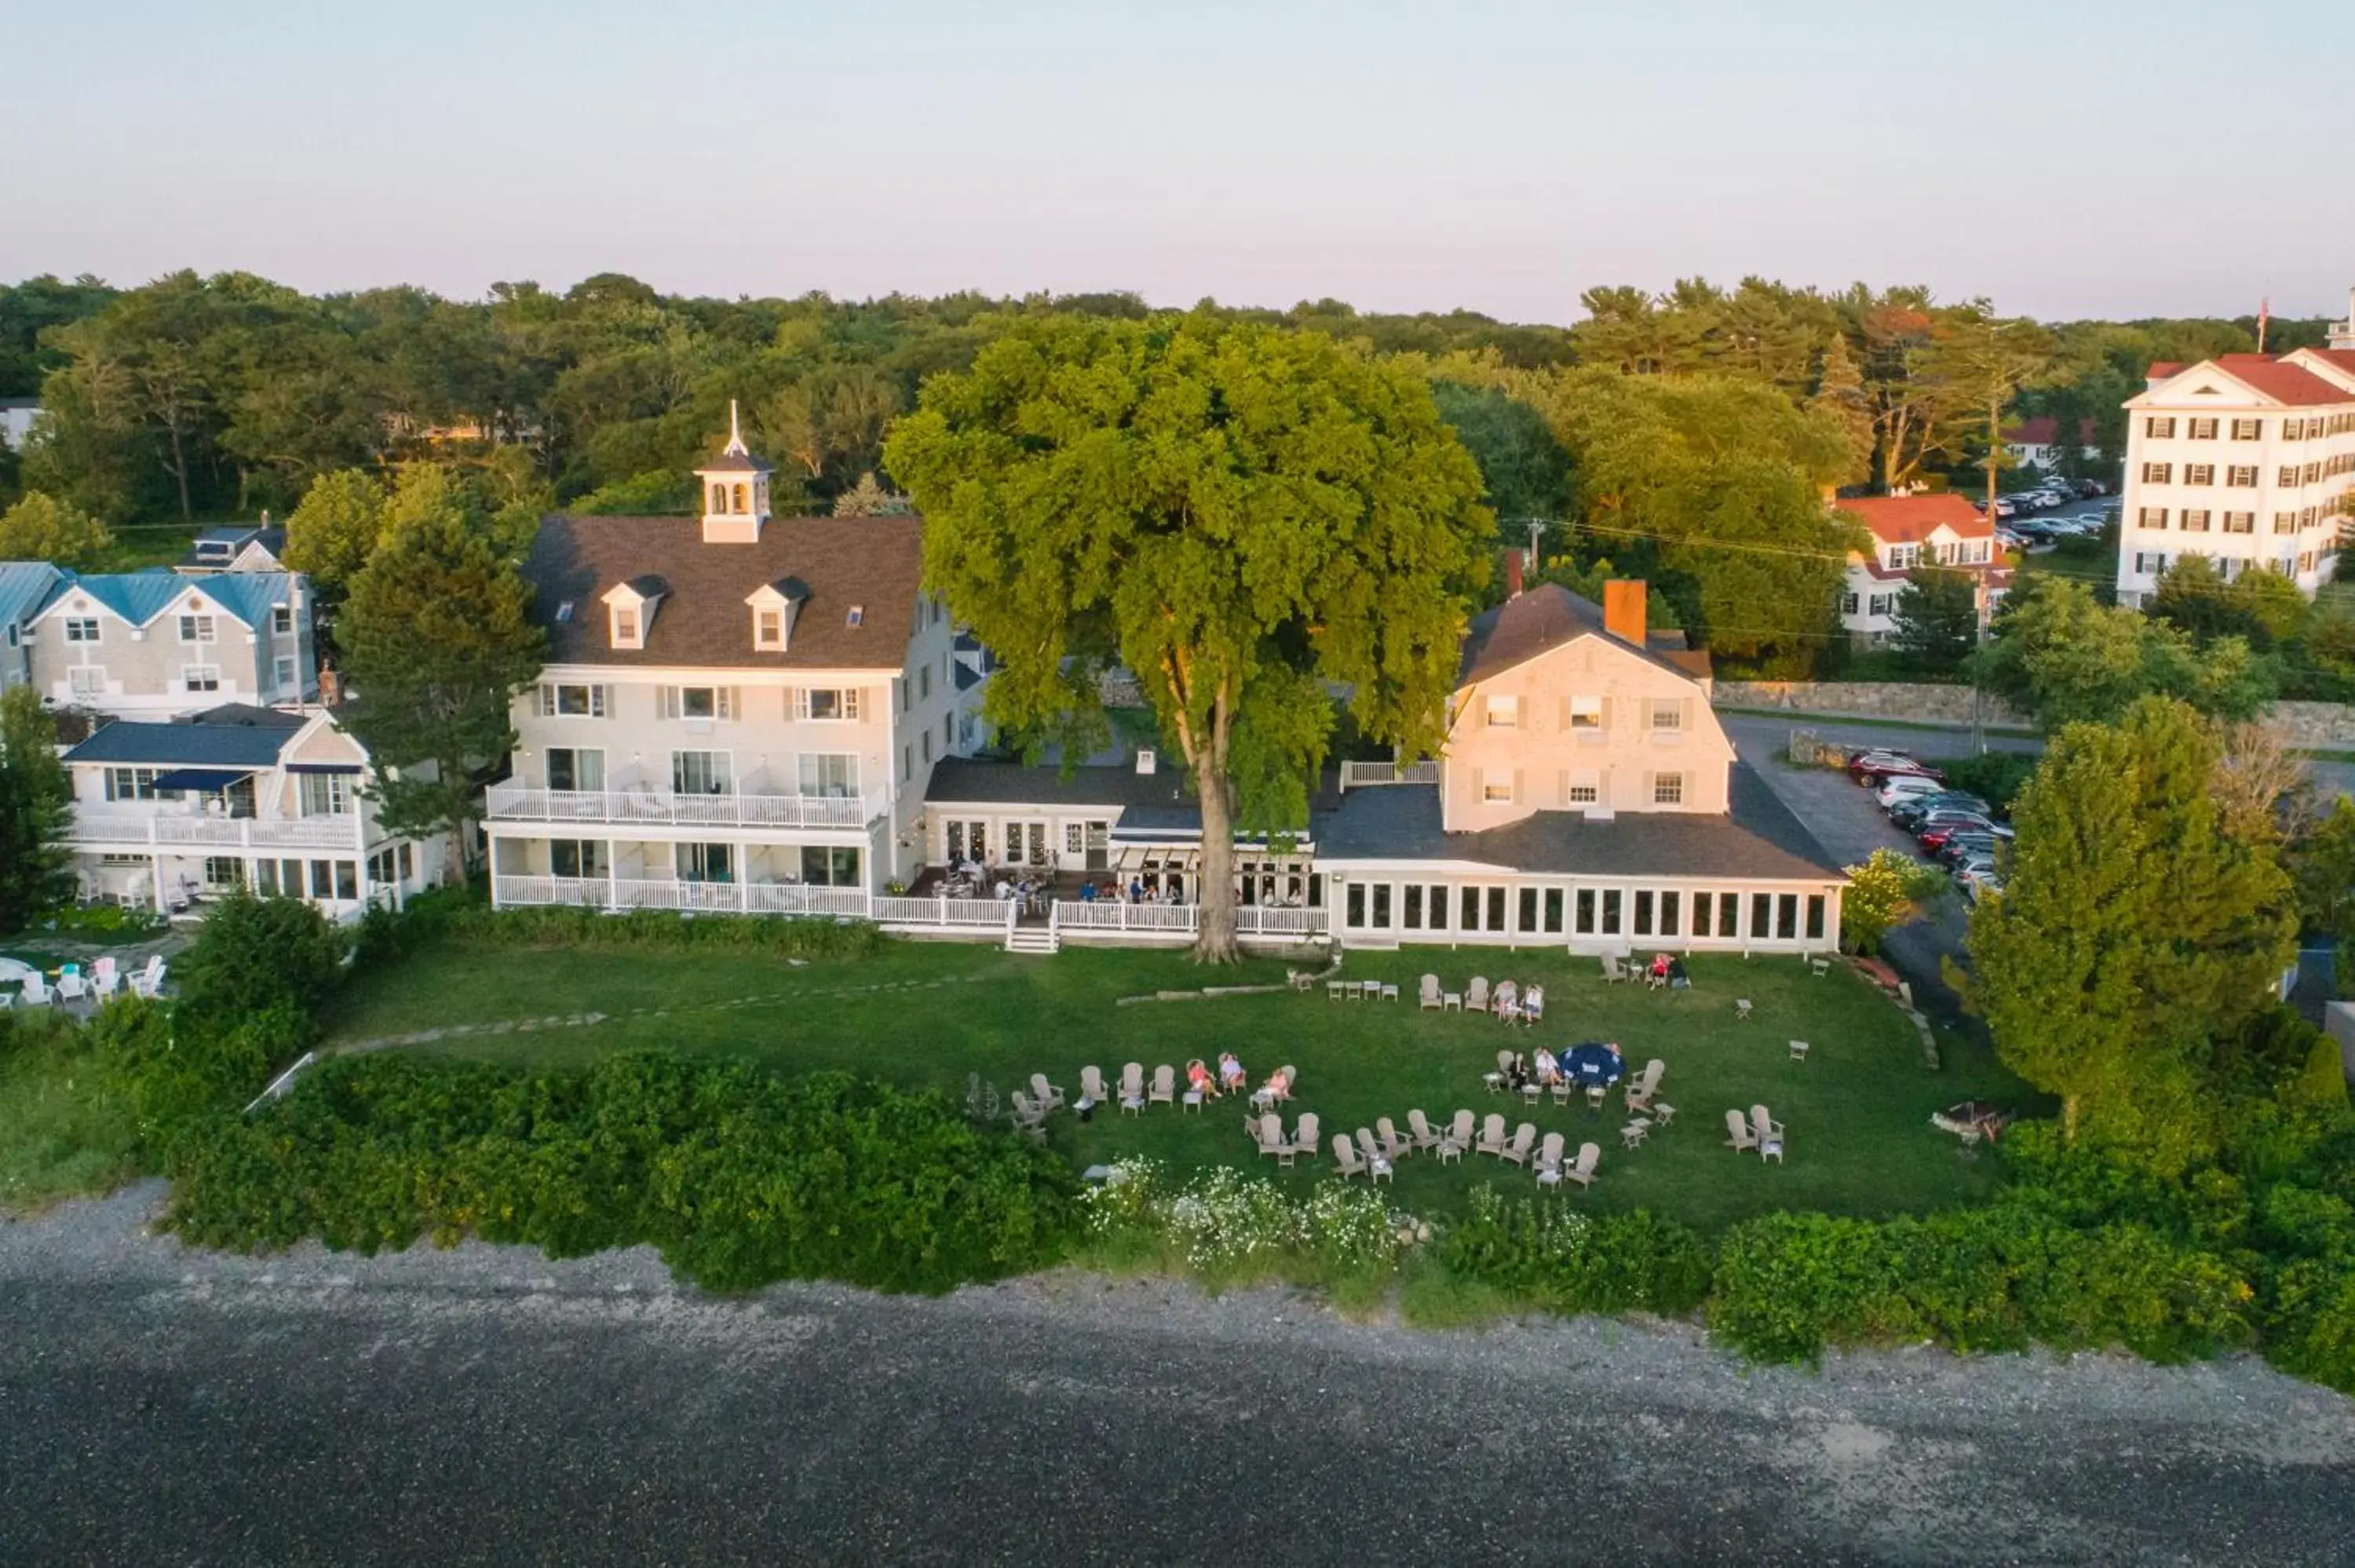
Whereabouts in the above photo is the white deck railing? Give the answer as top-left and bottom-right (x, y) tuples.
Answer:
(66, 811), (363, 851)
(484, 782), (885, 830)
(873, 895), (1010, 928)
(1338, 759), (1439, 790)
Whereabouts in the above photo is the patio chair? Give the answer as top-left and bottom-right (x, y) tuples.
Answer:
(1080, 1065), (1110, 1104)
(1119, 1063), (1147, 1115)
(1563, 1143), (1601, 1190)
(1751, 1105), (1785, 1148)
(93, 968), (120, 999)
(1328, 979), (1349, 1002)
(1355, 1128), (1394, 1185)
(1331, 1136), (1367, 1179)
(1272, 1064), (1298, 1102)
(1534, 1132), (1565, 1186)
(1788, 1040), (1810, 1063)
(1601, 954), (1627, 984)
(1294, 1111), (1320, 1158)
(56, 972), (86, 1002)
(1625, 1059), (1665, 1113)
(1149, 1065), (1176, 1107)
(1499, 1123), (1536, 1166)
(93, 956), (117, 984)
(1476, 1113), (1507, 1159)
(1735, 997), (1754, 1021)
(1010, 1091), (1048, 1129)
(1723, 1109), (1759, 1154)
(1448, 1108), (1476, 1151)
(1031, 1073), (1067, 1111)
(1376, 1117), (1412, 1162)
(1408, 1109), (1443, 1152)
(1495, 980), (1518, 1018)
(20, 974), (52, 1007)
(1465, 976), (1491, 1012)
(1261, 1114), (1295, 1166)
(1419, 974), (1444, 1009)
(1495, 1049), (1516, 1075)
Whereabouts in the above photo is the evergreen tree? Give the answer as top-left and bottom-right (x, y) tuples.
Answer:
(1887, 566), (1981, 672)
(0, 686), (75, 934)
(1806, 332), (1875, 487)
(1965, 697), (2298, 1169)
(335, 472), (544, 859)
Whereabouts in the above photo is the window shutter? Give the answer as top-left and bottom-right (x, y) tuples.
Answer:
(591, 685), (608, 719)
(791, 688), (809, 721)
(657, 686), (677, 720)
(1678, 697), (1692, 731)
(1597, 696), (1612, 731)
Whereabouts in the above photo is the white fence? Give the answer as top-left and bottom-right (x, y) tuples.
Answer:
(66, 811), (363, 851)
(485, 782), (884, 830)
(1338, 759), (1439, 790)
(1050, 902), (1327, 940)
(873, 895), (1012, 928)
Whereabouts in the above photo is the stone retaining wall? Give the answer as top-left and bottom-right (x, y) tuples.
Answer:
(1713, 681), (2355, 749)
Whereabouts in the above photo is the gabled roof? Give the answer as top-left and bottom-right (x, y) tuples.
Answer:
(1313, 764), (1842, 881)
(2001, 416), (2096, 446)
(523, 514), (922, 671)
(2141, 354), (2354, 409)
(31, 568), (295, 630)
(0, 561), (65, 629)
(1457, 584), (1699, 688)
(1835, 494), (1992, 545)
(64, 704), (309, 768)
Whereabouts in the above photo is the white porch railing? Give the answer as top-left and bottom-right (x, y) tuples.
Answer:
(744, 883), (870, 917)
(66, 811), (363, 851)
(873, 895), (1010, 927)
(1236, 905), (1329, 936)
(484, 782), (885, 830)
(1338, 759), (1439, 790)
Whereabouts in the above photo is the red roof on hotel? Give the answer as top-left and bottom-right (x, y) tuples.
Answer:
(2001, 416), (2095, 446)
(2149, 354), (2352, 408)
(1835, 494), (1992, 545)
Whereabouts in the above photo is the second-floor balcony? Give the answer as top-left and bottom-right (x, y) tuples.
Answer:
(64, 809), (363, 851)
(484, 781), (889, 832)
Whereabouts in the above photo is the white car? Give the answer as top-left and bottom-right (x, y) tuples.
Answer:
(1875, 775), (1948, 808)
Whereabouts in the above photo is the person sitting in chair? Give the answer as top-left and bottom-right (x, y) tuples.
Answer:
(1533, 1045), (1560, 1084)
(1522, 984), (1545, 1024)
(1218, 1052), (1247, 1096)
(1667, 956), (1690, 990)
(1188, 1058), (1217, 1099)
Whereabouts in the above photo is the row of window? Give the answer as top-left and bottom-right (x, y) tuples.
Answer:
(2131, 550), (2325, 578)
(535, 681), (873, 724)
(1474, 770), (1681, 807)
(99, 767), (353, 815)
(2140, 459), (2352, 487)
(542, 746), (860, 798)
(59, 655), (300, 699)
(1881, 540), (1992, 570)
(2136, 506), (2331, 534)
(1339, 879), (1827, 943)
(60, 607), (298, 645)
(1477, 693), (1685, 732)
(2145, 414), (2353, 441)
(545, 839), (863, 888)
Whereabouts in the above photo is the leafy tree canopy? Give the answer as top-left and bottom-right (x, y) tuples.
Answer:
(1840, 847), (1948, 956)
(282, 468), (388, 592)
(1886, 564), (1981, 673)
(0, 489), (112, 568)
(884, 313), (1492, 959)
(1981, 575), (2278, 729)
(0, 686), (74, 935)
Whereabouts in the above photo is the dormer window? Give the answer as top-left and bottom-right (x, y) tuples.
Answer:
(744, 577), (809, 652)
(612, 608), (639, 645)
(601, 575), (666, 651)
(756, 608), (783, 649)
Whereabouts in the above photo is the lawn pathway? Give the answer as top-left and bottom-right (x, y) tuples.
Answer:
(331, 972), (1002, 1055)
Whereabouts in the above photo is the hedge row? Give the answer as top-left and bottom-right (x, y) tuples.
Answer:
(167, 1052), (1079, 1295)
(356, 892), (887, 962)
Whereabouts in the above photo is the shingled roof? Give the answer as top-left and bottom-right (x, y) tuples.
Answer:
(1458, 584), (1703, 687)
(522, 514), (922, 671)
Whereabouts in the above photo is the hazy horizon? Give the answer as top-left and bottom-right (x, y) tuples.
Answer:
(7, 0), (2351, 326)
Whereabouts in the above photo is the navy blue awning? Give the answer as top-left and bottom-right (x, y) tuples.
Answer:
(152, 768), (252, 792)
(286, 762), (362, 775)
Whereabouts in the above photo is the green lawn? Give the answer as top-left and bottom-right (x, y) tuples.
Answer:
(0, 1017), (140, 1211)
(325, 938), (2036, 1231)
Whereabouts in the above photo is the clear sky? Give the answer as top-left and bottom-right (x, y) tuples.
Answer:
(6, 0), (2351, 325)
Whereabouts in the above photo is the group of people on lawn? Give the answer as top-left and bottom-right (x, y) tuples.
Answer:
(1185, 1054), (1291, 1102)
(1498, 1041), (1622, 1094)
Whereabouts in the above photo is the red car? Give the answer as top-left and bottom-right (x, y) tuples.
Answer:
(1918, 817), (1997, 850)
(1846, 750), (1945, 788)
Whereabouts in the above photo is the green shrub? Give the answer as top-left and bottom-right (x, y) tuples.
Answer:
(445, 904), (888, 959)
(1936, 750), (2039, 817)
(1440, 1186), (1713, 1316)
(1076, 1158), (1411, 1291)
(38, 902), (169, 939)
(89, 994), (302, 1158)
(164, 1052), (1081, 1295)
(174, 890), (349, 1035)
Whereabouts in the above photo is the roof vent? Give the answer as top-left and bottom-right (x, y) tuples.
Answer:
(1135, 748), (1156, 776)
(555, 600), (575, 623)
(846, 604), (864, 627)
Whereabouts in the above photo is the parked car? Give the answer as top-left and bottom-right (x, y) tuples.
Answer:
(1875, 775), (1950, 808)
(1919, 817), (2001, 850)
(1935, 830), (2014, 864)
(2072, 478), (2109, 498)
(1889, 793), (1988, 830)
(1849, 750), (1944, 787)
(1959, 866), (2006, 901)
(1991, 498), (2019, 520)
(1901, 803), (1996, 836)
(1952, 853), (2001, 884)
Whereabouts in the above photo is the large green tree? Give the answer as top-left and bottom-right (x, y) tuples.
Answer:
(335, 469), (544, 859)
(1981, 575), (2277, 729)
(0, 685), (75, 935)
(0, 490), (113, 568)
(282, 467), (389, 594)
(1965, 698), (2298, 1167)
(884, 314), (1493, 961)
(1528, 368), (1857, 666)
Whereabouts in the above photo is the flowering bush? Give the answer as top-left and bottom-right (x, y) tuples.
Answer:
(1079, 1158), (1413, 1287)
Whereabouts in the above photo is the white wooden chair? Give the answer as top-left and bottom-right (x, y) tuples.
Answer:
(1330, 1134), (1368, 1179)
(1293, 1112), (1320, 1159)
(1408, 1109), (1443, 1152)
(1419, 974), (1443, 1009)
(1476, 1113), (1507, 1159)
(1724, 1108), (1759, 1154)
(1563, 1142), (1601, 1190)
(1499, 1123), (1536, 1166)
(1534, 1132), (1566, 1187)
(1465, 976), (1491, 1012)
(1149, 1065), (1176, 1107)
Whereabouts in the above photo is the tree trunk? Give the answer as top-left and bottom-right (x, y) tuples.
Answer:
(1189, 695), (1240, 965)
(2061, 1093), (2079, 1144)
(167, 421), (193, 523)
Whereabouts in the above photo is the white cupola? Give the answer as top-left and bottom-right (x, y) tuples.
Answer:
(696, 400), (774, 544)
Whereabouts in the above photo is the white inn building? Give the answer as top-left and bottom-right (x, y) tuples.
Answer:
(486, 412), (984, 913)
(2113, 345), (2355, 606)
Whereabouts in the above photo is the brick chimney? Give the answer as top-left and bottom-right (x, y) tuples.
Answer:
(1503, 548), (1524, 599)
(1603, 579), (1647, 647)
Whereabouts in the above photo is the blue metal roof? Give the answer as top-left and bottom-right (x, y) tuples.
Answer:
(0, 561), (65, 630)
(36, 568), (294, 630)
